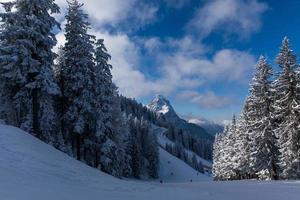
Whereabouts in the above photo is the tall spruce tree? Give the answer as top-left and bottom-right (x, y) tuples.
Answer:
(233, 105), (253, 179)
(272, 37), (300, 179)
(62, 0), (95, 160)
(248, 56), (280, 180)
(0, 0), (60, 142)
(212, 133), (223, 180)
(94, 39), (124, 176)
(94, 39), (114, 139)
(218, 115), (238, 180)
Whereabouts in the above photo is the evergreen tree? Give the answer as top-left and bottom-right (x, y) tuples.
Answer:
(129, 117), (143, 178)
(212, 133), (222, 180)
(94, 38), (114, 138)
(248, 56), (280, 180)
(62, 0), (95, 160)
(272, 37), (300, 179)
(145, 129), (159, 178)
(0, 0), (60, 142)
(219, 115), (237, 180)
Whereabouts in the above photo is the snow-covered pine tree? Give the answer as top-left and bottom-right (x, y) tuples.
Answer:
(62, 0), (95, 160)
(213, 127), (229, 180)
(94, 39), (113, 139)
(144, 127), (159, 178)
(234, 98), (253, 179)
(93, 38), (130, 177)
(272, 37), (300, 179)
(53, 46), (70, 151)
(111, 93), (133, 177)
(247, 56), (280, 180)
(128, 117), (144, 178)
(99, 85), (133, 178)
(0, 0), (60, 143)
(212, 133), (222, 180)
(219, 115), (238, 180)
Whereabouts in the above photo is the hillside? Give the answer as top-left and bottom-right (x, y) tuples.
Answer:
(151, 125), (212, 171)
(158, 147), (210, 182)
(1, 125), (300, 200)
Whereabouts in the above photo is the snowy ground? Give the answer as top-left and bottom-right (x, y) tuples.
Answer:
(158, 147), (210, 182)
(1, 124), (300, 200)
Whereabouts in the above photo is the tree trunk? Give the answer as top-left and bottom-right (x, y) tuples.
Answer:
(32, 88), (39, 136)
(60, 78), (66, 140)
(272, 158), (279, 180)
(76, 134), (81, 160)
(95, 148), (99, 168)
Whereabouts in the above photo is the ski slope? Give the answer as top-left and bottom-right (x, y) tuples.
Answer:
(1, 124), (300, 200)
(158, 147), (210, 182)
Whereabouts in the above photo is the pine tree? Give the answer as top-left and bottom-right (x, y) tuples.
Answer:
(232, 111), (251, 179)
(219, 115), (238, 180)
(145, 129), (159, 178)
(62, 0), (95, 160)
(129, 117), (143, 178)
(248, 56), (280, 180)
(272, 37), (300, 179)
(103, 89), (132, 178)
(0, 0), (60, 142)
(212, 133), (222, 180)
(94, 38), (114, 138)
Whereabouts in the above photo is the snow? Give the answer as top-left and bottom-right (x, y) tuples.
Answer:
(1, 124), (300, 200)
(147, 94), (180, 122)
(160, 105), (170, 114)
(158, 147), (210, 182)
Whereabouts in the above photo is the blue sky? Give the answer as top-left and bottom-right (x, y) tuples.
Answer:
(51, 0), (300, 122)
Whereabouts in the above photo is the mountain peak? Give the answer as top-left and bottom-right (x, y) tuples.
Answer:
(147, 94), (181, 123)
(148, 94), (173, 115)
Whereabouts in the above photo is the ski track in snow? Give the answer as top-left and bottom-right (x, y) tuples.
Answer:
(1, 124), (300, 200)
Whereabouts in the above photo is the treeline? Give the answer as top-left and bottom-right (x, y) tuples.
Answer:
(213, 37), (300, 181)
(165, 143), (204, 173)
(0, 0), (158, 179)
(166, 125), (212, 160)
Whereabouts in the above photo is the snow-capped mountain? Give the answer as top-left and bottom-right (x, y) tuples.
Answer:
(188, 118), (224, 136)
(147, 94), (181, 123)
(148, 95), (213, 141)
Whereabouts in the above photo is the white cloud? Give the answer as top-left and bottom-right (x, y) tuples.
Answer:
(160, 48), (256, 83)
(177, 90), (233, 109)
(188, 0), (268, 38)
(54, 0), (158, 29)
(53, 0), (258, 101)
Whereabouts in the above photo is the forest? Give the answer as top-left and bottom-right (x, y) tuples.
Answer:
(213, 37), (300, 181)
(0, 0), (161, 179)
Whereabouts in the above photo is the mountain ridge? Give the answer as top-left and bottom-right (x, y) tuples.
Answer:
(147, 95), (214, 141)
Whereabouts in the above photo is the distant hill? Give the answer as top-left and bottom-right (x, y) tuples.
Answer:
(187, 118), (224, 136)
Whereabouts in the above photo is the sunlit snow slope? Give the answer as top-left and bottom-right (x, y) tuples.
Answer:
(1, 124), (300, 200)
(158, 147), (210, 182)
